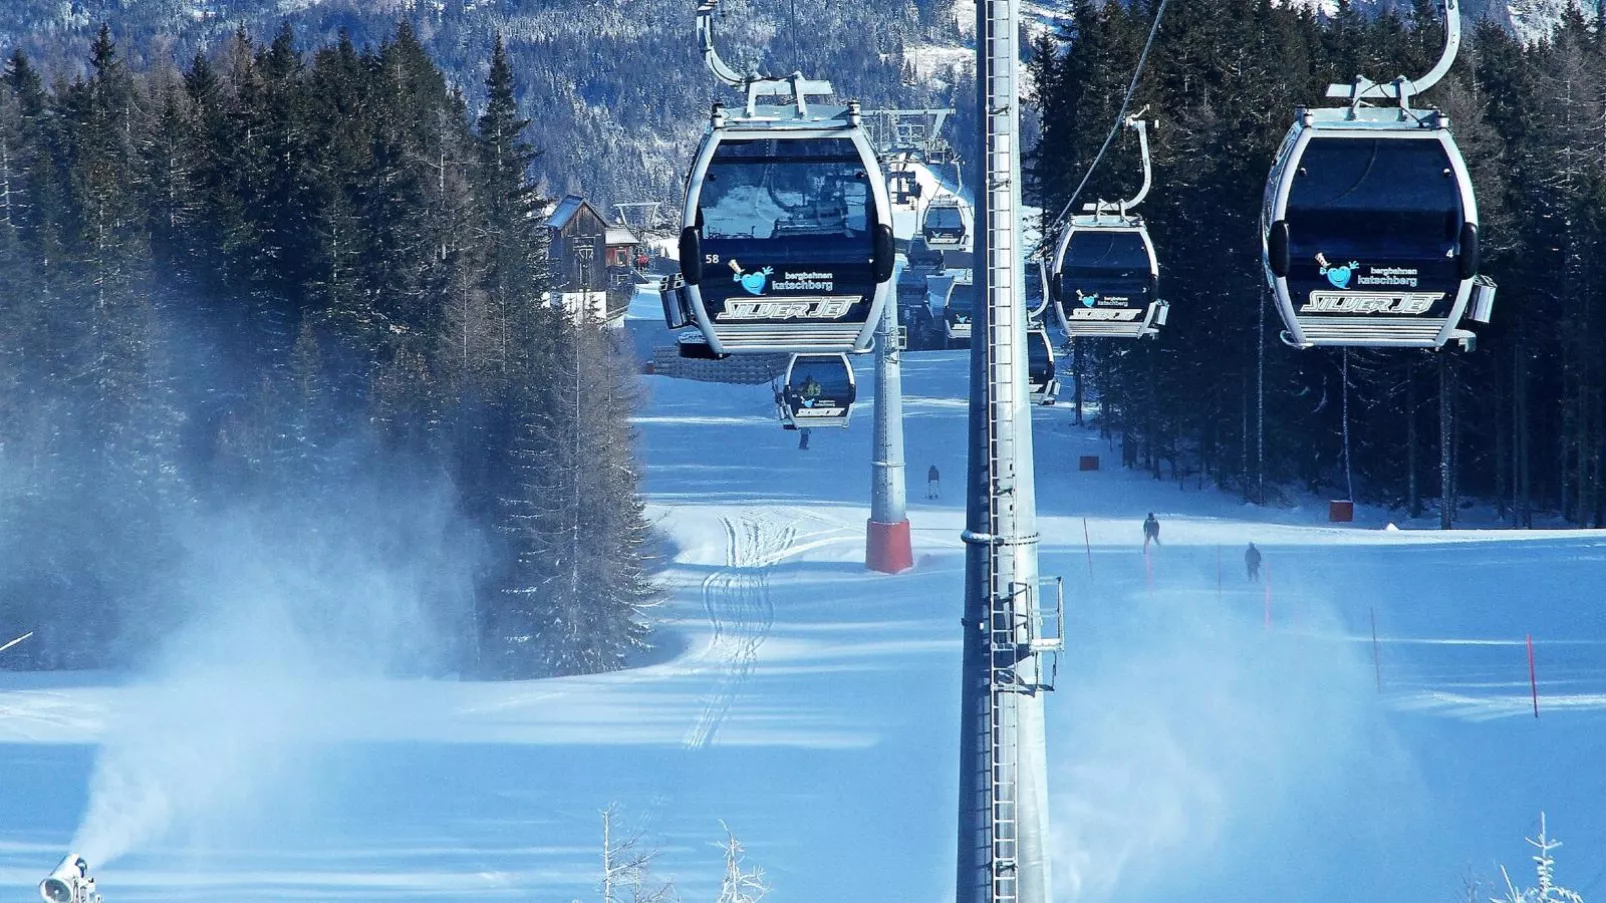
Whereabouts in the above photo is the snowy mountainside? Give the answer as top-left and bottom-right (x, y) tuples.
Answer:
(1504, 0), (1599, 43)
(1278, 0), (1595, 43)
(0, 0), (1579, 217)
(0, 0), (965, 212)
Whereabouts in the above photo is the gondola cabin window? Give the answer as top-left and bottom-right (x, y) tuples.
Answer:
(1286, 138), (1462, 260)
(699, 139), (870, 242)
(1060, 231), (1154, 304)
(924, 206), (963, 232)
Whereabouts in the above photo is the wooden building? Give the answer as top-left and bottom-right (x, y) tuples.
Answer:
(605, 224), (642, 289)
(546, 195), (609, 293)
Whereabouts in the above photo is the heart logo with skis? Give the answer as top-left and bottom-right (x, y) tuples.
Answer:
(729, 259), (774, 296)
(1317, 253), (1360, 290)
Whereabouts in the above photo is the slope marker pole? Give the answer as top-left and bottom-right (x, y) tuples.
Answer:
(1370, 606), (1381, 692)
(1083, 517), (1094, 578)
(1527, 633), (1539, 718)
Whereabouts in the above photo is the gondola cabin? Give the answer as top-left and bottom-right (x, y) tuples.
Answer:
(943, 271), (975, 348)
(1262, 107), (1493, 349)
(1052, 215), (1167, 339)
(777, 353), (856, 429)
(921, 197), (969, 250)
(662, 101), (896, 356)
(895, 268), (939, 350)
(1027, 327), (1058, 404)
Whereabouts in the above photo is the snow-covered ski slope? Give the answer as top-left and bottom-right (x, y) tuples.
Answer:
(5, 220), (1606, 898)
(4, 345), (1604, 902)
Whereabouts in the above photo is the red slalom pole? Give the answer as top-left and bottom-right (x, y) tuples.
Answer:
(1083, 517), (1094, 578)
(1216, 547), (1223, 604)
(1528, 633), (1539, 718)
(1370, 606), (1381, 692)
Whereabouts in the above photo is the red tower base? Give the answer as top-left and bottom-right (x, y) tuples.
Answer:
(866, 519), (914, 574)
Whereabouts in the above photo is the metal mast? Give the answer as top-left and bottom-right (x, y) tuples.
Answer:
(868, 289), (913, 573)
(957, 0), (1056, 902)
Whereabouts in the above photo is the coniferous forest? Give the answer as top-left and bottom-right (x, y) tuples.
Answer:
(0, 0), (963, 211)
(0, 24), (656, 675)
(2, 3), (1603, 673)
(1030, 1), (1606, 528)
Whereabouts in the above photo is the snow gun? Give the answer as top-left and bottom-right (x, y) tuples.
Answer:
(39, 854), (103, 903)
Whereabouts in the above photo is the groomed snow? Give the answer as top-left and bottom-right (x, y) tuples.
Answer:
(4, 296), (1605, 899)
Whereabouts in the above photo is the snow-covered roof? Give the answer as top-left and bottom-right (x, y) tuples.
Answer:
(547, 194), (606, 231)
(606, 225), (639, 247)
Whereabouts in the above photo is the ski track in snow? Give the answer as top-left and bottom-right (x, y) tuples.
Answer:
(683, 512), (794, 749)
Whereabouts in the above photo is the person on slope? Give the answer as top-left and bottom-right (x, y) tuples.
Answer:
(928, 464), (941, 499)
(1143, 512), (1161, 550)
(1245, 542), (1262, 582)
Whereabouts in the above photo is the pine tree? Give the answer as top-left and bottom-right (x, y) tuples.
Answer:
(475, 32), (546, 333)
(499, 319), (655, 677)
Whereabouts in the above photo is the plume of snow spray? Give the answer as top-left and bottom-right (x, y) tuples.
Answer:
(1047, 581), (1399, 903)
(71, 483), (472, 867)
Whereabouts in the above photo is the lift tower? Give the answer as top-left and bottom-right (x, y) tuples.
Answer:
(956, 0), (1057, 901)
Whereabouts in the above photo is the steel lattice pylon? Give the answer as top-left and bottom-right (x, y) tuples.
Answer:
(956, 0), (1059, 902)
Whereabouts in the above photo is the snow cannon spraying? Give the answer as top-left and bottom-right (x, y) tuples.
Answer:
(40, 855), (103, 903)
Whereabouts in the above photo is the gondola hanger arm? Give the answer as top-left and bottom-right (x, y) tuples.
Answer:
(1324, 0), (1461, 109)
(1081, 109), (1151, 218)
(1119, 111), (1152, 213)
(696, 0), (835, 118)
(696, 0), (749, 87)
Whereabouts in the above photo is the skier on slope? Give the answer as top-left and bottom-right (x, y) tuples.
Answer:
(927, 464), (941, 499)
(1143, 512), (1161, 550)
(1245, 542), (1262, 581)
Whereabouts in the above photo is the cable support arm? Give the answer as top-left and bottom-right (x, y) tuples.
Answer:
(1083, 111), (1152, 216)
(1043, 0), (1169, 240)
(696, 0), (834, 116)
(1325, 0), (1461, 109)
(697, 0), (749, 87)
(1121, 114), (1152, 212)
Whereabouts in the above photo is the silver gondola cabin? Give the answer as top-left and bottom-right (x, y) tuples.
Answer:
(660, 4), (895, 357)
(777, 353), (857, 429)
(1260, 0), (1495, 349)
(1050, 114), (1168, 340)
(921, 195), (969, 251)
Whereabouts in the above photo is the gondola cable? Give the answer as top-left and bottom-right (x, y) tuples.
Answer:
(1040, 0), (1170, 256)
